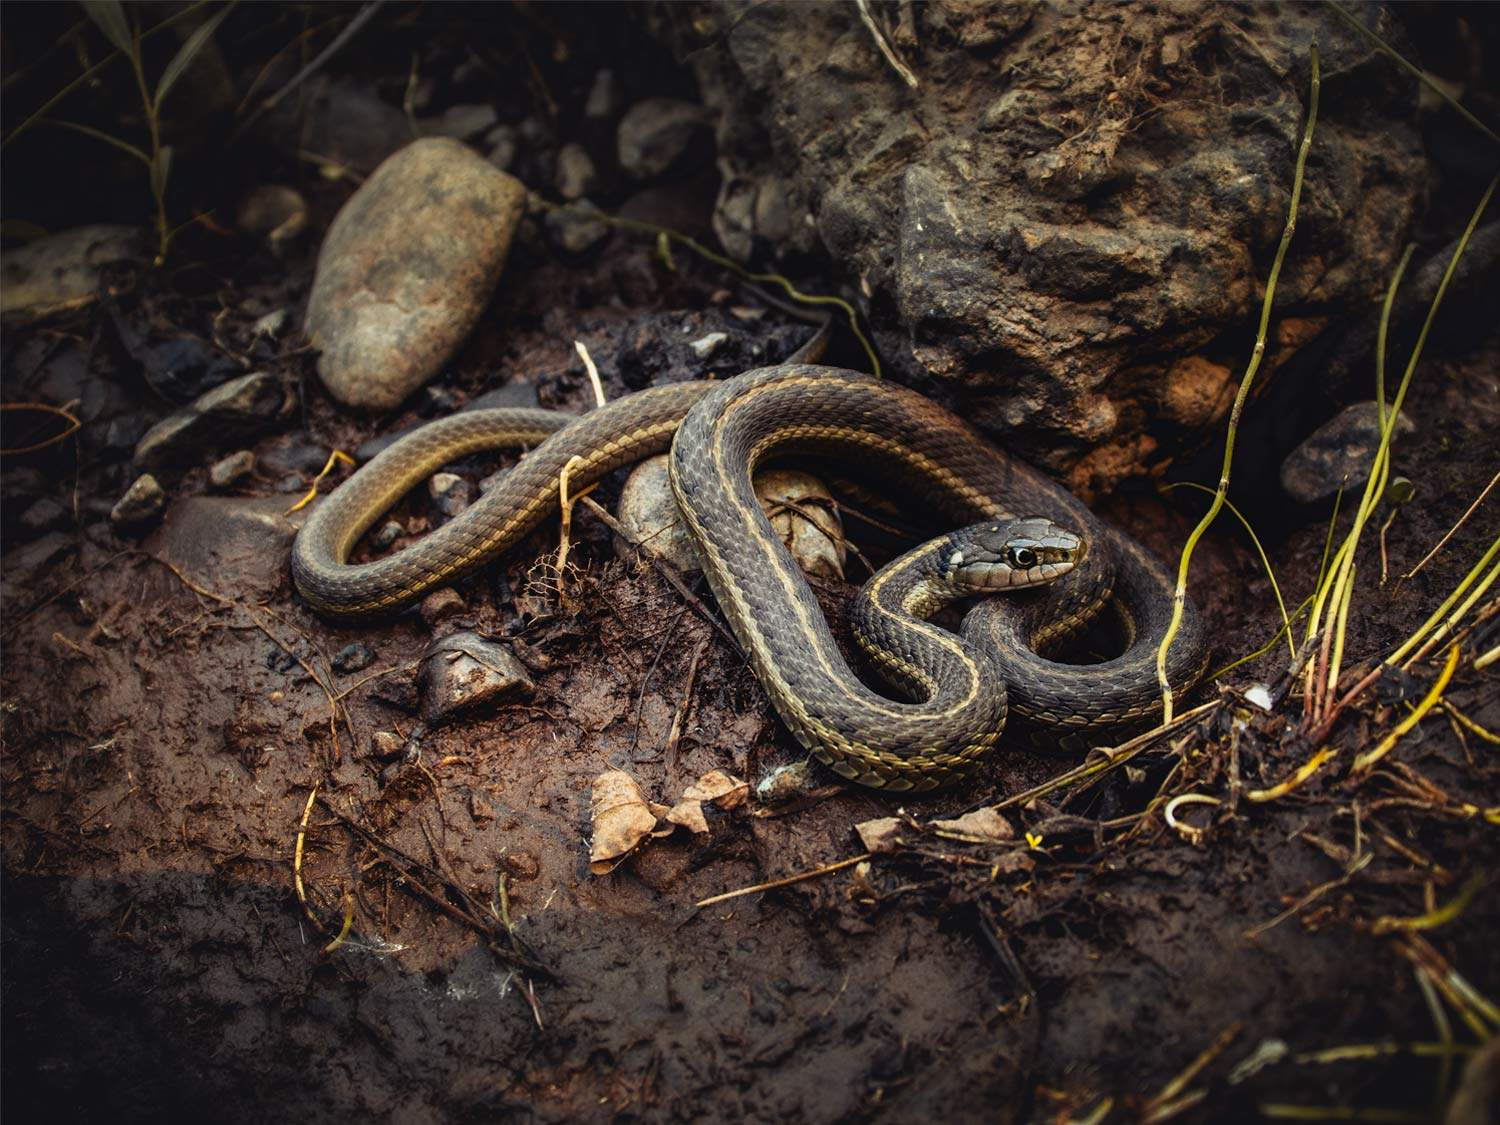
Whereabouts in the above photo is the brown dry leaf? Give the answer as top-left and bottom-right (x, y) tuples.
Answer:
(588, 768), (658, 874)
(648, 801), (677, 838)
(931, 807), (1015, 842)
(665, 799), (710, 835)
(855, 816), (906, 854)
(666, 769), (751, 834)
(683, 769), (750, 809)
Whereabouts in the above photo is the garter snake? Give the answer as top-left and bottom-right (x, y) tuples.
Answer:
(292, 343), (1207, 790)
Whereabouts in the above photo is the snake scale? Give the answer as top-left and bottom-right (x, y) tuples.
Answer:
(292, 341), (1207, 790)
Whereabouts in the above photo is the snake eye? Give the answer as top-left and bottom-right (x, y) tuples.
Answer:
(1008, 547), (1037, 569)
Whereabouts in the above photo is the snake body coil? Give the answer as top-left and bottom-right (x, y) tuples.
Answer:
(292, 362), (1206, 790)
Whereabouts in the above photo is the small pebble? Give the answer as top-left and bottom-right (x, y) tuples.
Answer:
(275, 473), (306, 494)
(373, 520), (404, 549)
(333, 642), (376, 674)
(554, 142), (599, 201)
(209, 450), (256, 488)
(420, 587), (466, 626)
(584, 69), (623, 121)
(369, 730), (407, 760)
(688, 331), (729, 359)
(429, 472), (474, 516)
(544, 200), (611, 256)
(110, 473), (166, 530)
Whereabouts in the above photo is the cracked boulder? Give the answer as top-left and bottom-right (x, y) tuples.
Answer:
(672, 0), (1426, 493)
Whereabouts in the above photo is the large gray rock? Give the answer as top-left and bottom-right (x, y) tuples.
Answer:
(304, 138), (527, 411)
(678, 1), (1425, 493)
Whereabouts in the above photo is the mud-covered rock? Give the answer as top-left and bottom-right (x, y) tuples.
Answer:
(332, 642), (376, 674)
(421, 632), (535, 726)
(676, 1), (1426, 491)
(304, 138), (527, 411)
(144, 495), (303, 598)
(1279, 401), (1415, 503)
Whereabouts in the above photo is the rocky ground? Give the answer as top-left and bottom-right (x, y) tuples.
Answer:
(2, 3), (1498, 1123)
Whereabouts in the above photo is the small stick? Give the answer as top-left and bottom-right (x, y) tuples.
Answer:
(695, 853), (871, 908)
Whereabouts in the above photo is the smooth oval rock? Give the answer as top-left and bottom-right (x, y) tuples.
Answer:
(304, 138), (527, 412)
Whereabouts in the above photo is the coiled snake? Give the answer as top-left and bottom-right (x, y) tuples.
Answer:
(292, 339), (1206, 791)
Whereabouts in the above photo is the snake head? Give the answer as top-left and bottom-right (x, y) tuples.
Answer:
(942, 518), (1084, 593)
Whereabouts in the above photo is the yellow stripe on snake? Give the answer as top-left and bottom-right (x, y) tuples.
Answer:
(292, 349), (1206, 791)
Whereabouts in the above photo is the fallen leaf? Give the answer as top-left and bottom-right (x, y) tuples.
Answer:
(855, 816), (905, 854)
(588, 768), (658, 874)
(666, 769), (751, 834)
(931, 807), (1015, 842)
(683, 769), (749, 808)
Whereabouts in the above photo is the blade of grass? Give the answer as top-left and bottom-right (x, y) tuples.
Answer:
(153, 3), (234, 114)
(1156, 46), (1320, 721)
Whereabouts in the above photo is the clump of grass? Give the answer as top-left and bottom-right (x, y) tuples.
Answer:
(60, 1), (232, 263)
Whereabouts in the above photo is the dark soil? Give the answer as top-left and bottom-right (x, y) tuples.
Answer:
(3, 5), (1498, 1123)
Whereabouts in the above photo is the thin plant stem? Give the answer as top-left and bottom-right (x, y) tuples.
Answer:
(1157, 46), (1320, 721)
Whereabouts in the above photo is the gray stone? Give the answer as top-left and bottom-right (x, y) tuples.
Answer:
(144, 495), (304, 598)
(209, 450), (256, 489)
(681, 1), (1426, 492)
(0, 225), (145, 318)
(304, 138), (527, 411)
(616, 455), (701, 572)
(544, 200), (612, 257)
(1279, 402), (1416, 503)
(110, 474), (167, 531)
(133, 371), (289, 479)
(584, 69), (624, 120)
(421, 632), (534, 726)
(554, 142), (599, 201)
(617, 97), (708, 181)
(372, 520), (404, 549)
(429, 471), (474, 517)
(3, 531), (73, 574)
